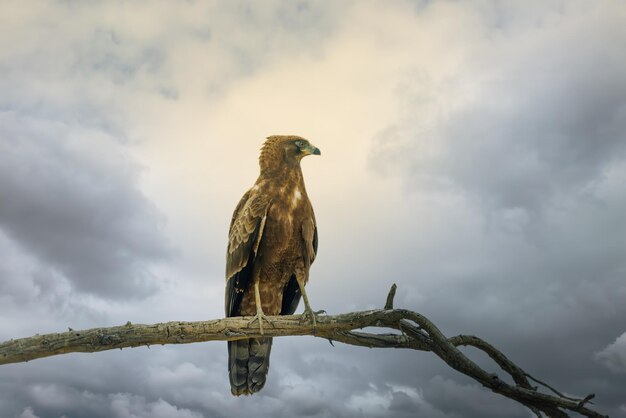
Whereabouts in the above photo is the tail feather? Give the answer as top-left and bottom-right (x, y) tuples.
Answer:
(228, 337), (272, 396)
(228, 340), (249, 394)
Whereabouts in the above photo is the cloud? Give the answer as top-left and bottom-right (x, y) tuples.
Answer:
(596, 332), (626, 374)
(0, 1), (349, 120)
(12, 381), (205, 418)
(422, 376), (527, 418)
(2, 1), (626, 418)
(17, 407), (40, 418)
(109, 394), (203, 418)
(0, 0), (353, 303)
(0, 111), (172, 299)
(372, 1), (626, 220)
(344, 382), (455, 418)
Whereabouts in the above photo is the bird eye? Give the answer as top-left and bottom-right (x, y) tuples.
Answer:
(295, 140), (304, 147)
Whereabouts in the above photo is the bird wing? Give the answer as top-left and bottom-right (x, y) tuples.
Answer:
(302, 217), (317, 267)
(280, 212), (318, 315)
(225, 188), (271, 317)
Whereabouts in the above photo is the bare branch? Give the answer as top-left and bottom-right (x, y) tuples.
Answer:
(525, 373), (595, 405)
(0, 305), (608, 418)
(384, 283), (397, 310)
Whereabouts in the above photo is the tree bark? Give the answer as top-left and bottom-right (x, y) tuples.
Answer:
(0, 285), (606, 418)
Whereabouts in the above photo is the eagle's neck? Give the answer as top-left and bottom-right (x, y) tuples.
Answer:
(260, 162), (304, 188)
(258, 141), (308, 195)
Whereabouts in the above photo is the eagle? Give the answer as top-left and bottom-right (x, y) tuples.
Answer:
(225, 135), (321, 396)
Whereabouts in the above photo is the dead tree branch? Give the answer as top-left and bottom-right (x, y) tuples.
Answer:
(0, 285), (607, 418)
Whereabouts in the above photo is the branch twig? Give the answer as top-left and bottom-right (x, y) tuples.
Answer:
(384, 283), (397, 310)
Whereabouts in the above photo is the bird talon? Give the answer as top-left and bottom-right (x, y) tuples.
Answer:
(248, 312), (275, 335)
(300, 308), (319, 331)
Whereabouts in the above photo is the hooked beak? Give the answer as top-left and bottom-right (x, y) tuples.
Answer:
(306, 144), (321, 156)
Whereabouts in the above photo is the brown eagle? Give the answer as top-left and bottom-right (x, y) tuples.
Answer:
(225, 135), (320, 396)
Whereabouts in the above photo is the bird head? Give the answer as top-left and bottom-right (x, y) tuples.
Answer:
(261, 135), (321, 171)
(292, 137), (321, 159)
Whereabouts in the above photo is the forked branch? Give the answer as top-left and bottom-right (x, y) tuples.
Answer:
(0, 285), (606, 418)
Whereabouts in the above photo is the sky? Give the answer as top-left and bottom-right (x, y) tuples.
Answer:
(1, 0), (626, 417)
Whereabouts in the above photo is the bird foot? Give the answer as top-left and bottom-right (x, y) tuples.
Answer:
(248, 312), (276, 335)
(300, 307), (324, 332)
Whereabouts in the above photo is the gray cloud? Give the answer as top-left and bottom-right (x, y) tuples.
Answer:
(0, 0), (350, 303)
(360, 146), (626, 416)
(422, 376), (527, 418)
(109, 394), (204, 418)
(2, 1), (626, 418)
(596, 333), (626, 374)
(373, 1), (626, 220)
(16, 407), (40, 418)
(0, 1), (348, 122)
(0, 111), (171, 298)
(366, 1), (626, 415)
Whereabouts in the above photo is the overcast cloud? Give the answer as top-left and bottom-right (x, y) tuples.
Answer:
(1, 1), (626, 417)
